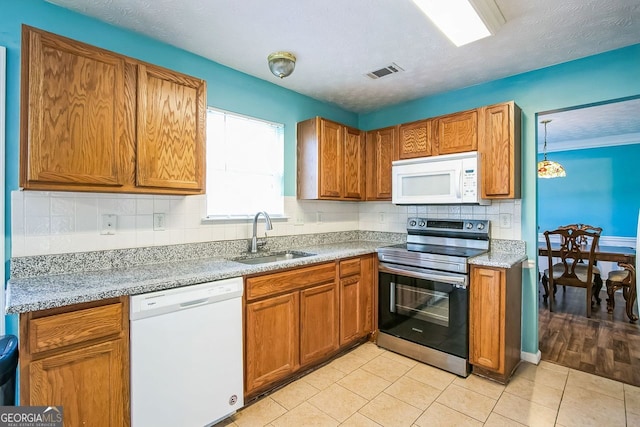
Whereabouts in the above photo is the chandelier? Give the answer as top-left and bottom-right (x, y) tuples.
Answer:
(537, 119), (566, 178)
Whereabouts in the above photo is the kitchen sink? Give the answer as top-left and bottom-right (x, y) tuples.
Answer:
(234, 251), (316, 265)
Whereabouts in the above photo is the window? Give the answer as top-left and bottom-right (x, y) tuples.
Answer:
(206, 108), (285, 217)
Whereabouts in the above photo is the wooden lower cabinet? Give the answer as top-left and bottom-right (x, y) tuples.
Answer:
(20, 297), (129, 427)
(244, 256), (375, 397)
(244, 293), (300, 393)
(469, 264), (522, 383)
(339, 255), (374, 344)
(300, 283), (339, 365)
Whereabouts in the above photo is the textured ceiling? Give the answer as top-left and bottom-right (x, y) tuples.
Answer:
(538, 98), (640, 152)
(45, 0), (640, 114)
(45, 0), (640, 149)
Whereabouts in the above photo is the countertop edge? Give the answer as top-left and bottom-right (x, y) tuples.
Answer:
(6, 242), (384, 314)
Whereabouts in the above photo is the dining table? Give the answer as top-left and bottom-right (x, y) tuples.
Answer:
(538, 244), (637, 322)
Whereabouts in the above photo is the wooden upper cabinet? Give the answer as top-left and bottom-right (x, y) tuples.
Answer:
(318, 119), (343, 198)
(19, 26), (206, 195)
(435, 109), (478, 155)
(397, 119), (432, 159)
(297, 117), (365, 200)
(343, 126), (366, 200)
(479, 101), (521, 199)
(136, 64), (205, 191)
(365, 126), (395, 200)
(20, 26), (129, 190)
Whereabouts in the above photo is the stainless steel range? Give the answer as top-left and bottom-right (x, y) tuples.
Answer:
(376, 218), (490, 377)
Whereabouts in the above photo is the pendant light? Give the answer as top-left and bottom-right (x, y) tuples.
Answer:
(537, 119), (566, 178)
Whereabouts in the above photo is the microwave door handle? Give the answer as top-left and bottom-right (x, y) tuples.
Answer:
(456, 168), (462, 199)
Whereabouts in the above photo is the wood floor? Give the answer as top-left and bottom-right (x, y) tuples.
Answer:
(538, 283), (640, 387)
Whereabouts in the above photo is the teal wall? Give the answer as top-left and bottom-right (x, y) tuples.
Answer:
(0, 0), (358, 202)
(2, 0), (640, 357)
(360, 44), (640, 355)
(538, 144), (640, 237)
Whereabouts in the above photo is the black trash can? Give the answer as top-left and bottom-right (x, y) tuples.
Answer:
(0, 335), (18, 406)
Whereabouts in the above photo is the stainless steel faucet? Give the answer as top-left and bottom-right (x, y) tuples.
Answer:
(249, 211), (273, 253)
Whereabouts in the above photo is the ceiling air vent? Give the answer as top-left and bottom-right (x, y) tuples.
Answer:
(366, 63), (404, 80)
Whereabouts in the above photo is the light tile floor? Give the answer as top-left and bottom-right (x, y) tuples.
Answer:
(217, 342), (640, 426)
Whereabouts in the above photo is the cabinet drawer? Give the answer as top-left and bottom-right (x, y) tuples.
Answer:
(246, 263), (335, 301)
(339, 258), (361, 278)
(28, 303), (123, 354)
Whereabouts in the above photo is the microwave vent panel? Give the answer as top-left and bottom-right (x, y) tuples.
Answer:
(366, 63), (404, 79)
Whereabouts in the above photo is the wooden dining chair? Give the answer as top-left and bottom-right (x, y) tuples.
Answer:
(541, 223), (603, 303)
(606, 263), (638, 323)
(543, 226), (601, 317)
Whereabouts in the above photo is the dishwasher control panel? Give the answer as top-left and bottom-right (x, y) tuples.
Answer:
(130, 277), (243, 320)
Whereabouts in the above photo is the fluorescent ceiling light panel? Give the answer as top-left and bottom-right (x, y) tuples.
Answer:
(413, 0), (505, 47)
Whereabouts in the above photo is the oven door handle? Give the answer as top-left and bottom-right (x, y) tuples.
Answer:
(379, 262), (468, 287)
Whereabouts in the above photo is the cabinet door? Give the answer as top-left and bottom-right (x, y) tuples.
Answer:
(343, 127), (365, 200)
(435, 109), (478, 154)
(480, 102), (521, 199)
(318, 119), (343, 198)
(20, 26), (128, 189)
(300, 282), (339, 366)
(28, 339), (128, 427)
(245, 293), (300, 394)
(469, 266), (505, 373)
(365, 127), (395, 200)
(397, 119), (432, 159)
(340, 275), (362, 344)
(136, 63), (206, 192)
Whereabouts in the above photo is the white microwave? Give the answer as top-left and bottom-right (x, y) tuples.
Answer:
(392, 151), (489, 205)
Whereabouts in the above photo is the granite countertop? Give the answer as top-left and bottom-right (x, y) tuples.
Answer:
(468, 239), (528, 268)
(6, 241), (389, 314)
(7, 234), (527, 314)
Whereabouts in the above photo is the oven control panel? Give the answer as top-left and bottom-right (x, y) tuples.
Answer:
(407, 218), (490, 236)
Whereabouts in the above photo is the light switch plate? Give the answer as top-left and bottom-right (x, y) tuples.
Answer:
(101, 214), (116, 235)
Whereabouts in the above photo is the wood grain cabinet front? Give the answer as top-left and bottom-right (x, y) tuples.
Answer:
(434, 109), (478, 155)
(479, 101), (522, 199)
(365, 126), (396, 200)
(339, 255), (374, 345)
(243, 256), (375, 398)
(397, 119), (433, 159)
(20, 25), (205, 195)
(297, 117), (365, 200)
(20, 298), (130, 427)
(469, 264), (522, 383)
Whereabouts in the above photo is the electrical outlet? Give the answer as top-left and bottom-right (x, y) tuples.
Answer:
(153, 213), (166, 231)
(379, 212), (385, 223)
(499, 213), (512, 228)
(316, 212), (323, 223)
(101, 214), (116, 235)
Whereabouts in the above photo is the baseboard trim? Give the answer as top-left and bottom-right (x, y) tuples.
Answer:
(521, 350), (542, 365)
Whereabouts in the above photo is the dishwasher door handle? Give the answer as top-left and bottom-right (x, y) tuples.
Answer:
(180, 298), (209, 308)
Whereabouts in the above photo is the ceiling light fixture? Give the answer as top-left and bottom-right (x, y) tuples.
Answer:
(412, 0), (505, 47)
(538, 119), (567, 179)
(267, 52), (296, 79)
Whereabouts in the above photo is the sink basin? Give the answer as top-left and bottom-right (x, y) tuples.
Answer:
(234, 251), (316, 265)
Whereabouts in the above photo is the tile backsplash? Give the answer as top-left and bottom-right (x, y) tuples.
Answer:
(11, 191), (521, 256)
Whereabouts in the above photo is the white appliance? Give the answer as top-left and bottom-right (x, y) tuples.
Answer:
(130, 277), (244, 427)
(392, 151), (489, 205)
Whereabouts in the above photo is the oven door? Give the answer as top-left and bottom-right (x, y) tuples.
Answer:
(378, 262), (468, 359)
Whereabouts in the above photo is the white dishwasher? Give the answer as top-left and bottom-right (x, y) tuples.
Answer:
(130, 277), (244, 427)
